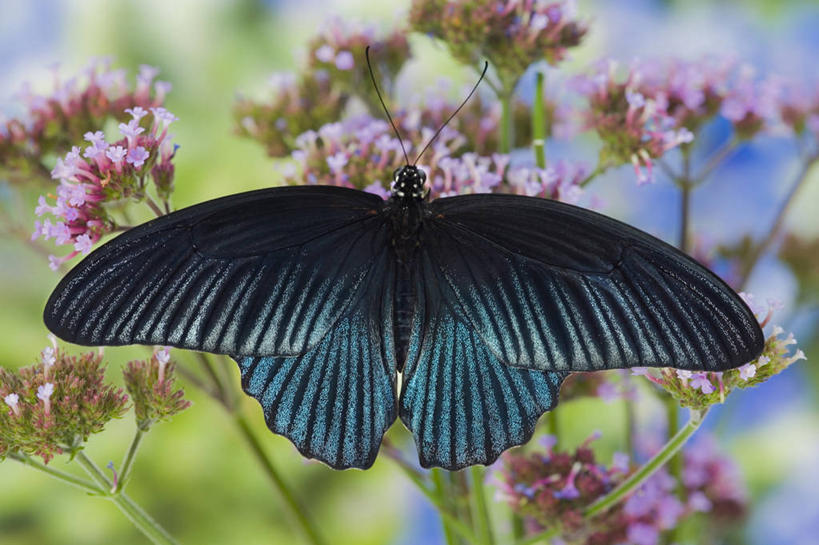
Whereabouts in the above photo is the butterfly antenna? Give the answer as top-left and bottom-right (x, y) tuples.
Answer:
(413, 60), (489, 165)
(365, 45), (410, 166)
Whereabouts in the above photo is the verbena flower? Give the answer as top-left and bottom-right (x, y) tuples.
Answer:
(31, 106), (178, 270)
(122, 347), (191, 431)
(234, 19), (409, 157)
(305, 17), (409, 105)
(0, 59), (170, 185)
(0, 342), (129, 463)
(573, 59), (695, 184)
(494, 431), (747, 543)
(632, 293), (805, 410)
(235, 71), (348, 157)
(774, 79), (819, 141)
(410, 0), (587, 85)
(282, 114), (584, 202)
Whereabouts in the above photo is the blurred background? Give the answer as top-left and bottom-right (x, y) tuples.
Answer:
(1, 0), (817, 543)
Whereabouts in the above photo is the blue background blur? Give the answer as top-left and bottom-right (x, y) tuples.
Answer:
(1, 0), (817, 543)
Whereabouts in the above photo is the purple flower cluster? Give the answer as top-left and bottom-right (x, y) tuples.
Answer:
(775, 80), (819, 140)
(234, 19), (409, 158)
(0, 339), (129, 463)
(631, 293), (805, 410)
(31, 106), (178, 270)
(0, 59), (170, 185)
(122, 347), (191, 431)
(494, 431), (747, 544)
(573, 59), (695, 184)
(410, 0), (587, 84)
(283, 114), (585, 202)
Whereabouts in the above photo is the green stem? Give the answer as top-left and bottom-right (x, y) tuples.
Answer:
(234, 413), (327, 545)
(511, 526), (561, 545)
(500, 85), (513, 154)
(692, 138), (739, 185)
(116, 428), (146, 493)
(9, 451), (102, 495)
(664, 395), (685, 501)
(738, 153), (818, 290)
(578, 163), (607, 187)
(386, 452), (478, 544)
(431, 469), (457, 545)
(547, 411), (559, 448)
(74, 451), (180, 545)
(584, 408), (708, 518)
(470, 466), (494, 545)
(679, 181), (691, 254)
(532, 72), (546, 169)
(678, 147), (693, 254)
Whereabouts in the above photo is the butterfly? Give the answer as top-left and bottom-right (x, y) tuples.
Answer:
(42, 49), (764, 470)
(42, 167), (764, 470)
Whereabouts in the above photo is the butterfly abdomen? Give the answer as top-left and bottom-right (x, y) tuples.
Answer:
(394, 263), (416, 372)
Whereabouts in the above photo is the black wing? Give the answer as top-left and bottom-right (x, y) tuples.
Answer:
(424, 193), (764, 372)
(44, 186), (387, 357)
(236, 246), (396, 470)
(399, 253), (567, 470)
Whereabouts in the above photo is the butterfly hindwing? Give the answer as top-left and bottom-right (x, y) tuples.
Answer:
(425, 193), (764, 372)
(236, 247), (397, 470)
(398, 252), (567, 470)
(44, 186), (386, 358)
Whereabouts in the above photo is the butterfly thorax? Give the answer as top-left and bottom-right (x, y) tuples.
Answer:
(387, 165), (428, 264)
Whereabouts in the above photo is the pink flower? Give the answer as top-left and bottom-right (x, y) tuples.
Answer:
(334, 50), (354, 70)
(118, 119), (145, 147)
(4, 393), (20, 416)
(74, 233), (94, 255)
(689, 372), (715, 394)
(127, 146), (150, 169)
(37, 382), (55, 415)
(738, 363), (756, 380)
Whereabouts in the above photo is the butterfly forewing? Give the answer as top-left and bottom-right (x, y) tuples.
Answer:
(44, 186), (386, 357)
(425, 193), (764, 372)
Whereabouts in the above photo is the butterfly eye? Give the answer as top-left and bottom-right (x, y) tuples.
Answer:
(393, 168), (402, 181)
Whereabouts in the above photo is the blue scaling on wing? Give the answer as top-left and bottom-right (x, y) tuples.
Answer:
(234, 251), (397, 470)
(398, 253), (567, 470)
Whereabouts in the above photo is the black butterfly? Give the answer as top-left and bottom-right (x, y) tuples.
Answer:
(42, 50), (764, 470)
(43, 167), (764, 470)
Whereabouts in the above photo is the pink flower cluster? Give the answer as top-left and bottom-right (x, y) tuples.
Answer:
(494, 431), (747, 544)
(410, 0), (587, 82)
(573, 59), (695, 184)
(122, 347), (191, 431)
(32, 106), (178, 270)
(0, 339), (129, 463)
(0, 59), (170, 185)
(284, 114), (585, 202)
(631, 292), (805, 409)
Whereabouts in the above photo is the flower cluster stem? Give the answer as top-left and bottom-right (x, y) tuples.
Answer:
(500, 85), (514, 154)
(73, 450), (180, 545)
(470, 466), (495, 545)
(738, 153), (818, 289)
(9, 451), (101, 494)
(116, 428), (146, 493)
(532, 72), (546, 168)
(584, 408), (708, 518)
(234, 413), (328, 545)
(431, 469), (458, 545)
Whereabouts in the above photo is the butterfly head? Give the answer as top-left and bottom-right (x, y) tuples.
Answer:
(391, 165), (428, 201)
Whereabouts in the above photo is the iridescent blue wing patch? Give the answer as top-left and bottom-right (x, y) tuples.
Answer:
(44, 186), (386, 358)
(236, 250), (396, 470)
(398, 253), (567, 470)
(425, 193), (764, 372)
